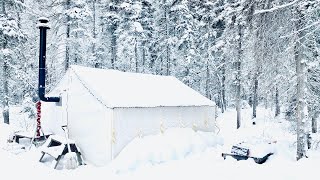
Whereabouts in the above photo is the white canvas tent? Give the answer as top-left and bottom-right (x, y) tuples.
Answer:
(42, 65), (216, 166)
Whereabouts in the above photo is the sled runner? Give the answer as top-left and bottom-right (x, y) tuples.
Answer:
(222, 142), (275, 164)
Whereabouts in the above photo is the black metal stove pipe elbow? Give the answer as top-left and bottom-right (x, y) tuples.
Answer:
(38, 18), (60, 102)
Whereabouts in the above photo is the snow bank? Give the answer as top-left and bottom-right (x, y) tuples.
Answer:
(110, 128), (222, 173)
(0, 123), (15, 147)
(0, 123), (26, 154)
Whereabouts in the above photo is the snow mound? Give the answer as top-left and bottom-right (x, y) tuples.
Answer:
(0, 123), (26, 154)
(0, 123), (15, 147)
(111, 128), (222, 173)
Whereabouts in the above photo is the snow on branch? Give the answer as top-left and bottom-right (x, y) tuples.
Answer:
(280, 20), (320, 39)
(254, 0), (298, 15)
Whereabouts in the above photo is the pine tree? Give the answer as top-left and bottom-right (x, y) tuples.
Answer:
(65, 0), (92, 68)
(99, 0), (121, 69)
(1, 0), (26, 124)
(153, 0), (173, 75)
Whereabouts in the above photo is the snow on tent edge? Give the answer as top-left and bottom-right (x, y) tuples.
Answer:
(110, 128), (223, 173)
(65, 65), (215, 108)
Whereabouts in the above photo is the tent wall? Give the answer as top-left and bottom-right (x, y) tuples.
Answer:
(111, 106), (215, 158)
(42, 71), (113, 166)
(41, 99), (65, 136)
(66, 72), (112, 166)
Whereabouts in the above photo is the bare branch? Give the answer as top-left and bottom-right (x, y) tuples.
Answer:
(254, 0), (298, 15)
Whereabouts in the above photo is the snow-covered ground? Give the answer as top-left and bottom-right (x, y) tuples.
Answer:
(1, 107), (320, 180)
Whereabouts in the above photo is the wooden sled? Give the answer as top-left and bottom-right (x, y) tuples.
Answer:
(222, 145), (273, 164)
(222, 152), (273, 164)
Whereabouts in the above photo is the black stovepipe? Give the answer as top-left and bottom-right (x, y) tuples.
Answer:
(38, 17), (60, 102)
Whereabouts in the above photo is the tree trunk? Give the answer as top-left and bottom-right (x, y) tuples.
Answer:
(142, 41), (146, 72)
(165, 3), (170, 76)
(295, 6), (307, 161)
(252, 75), (258, 123)
(205, 28), (210, 99)
(110, 25), (117, 69)
(74, 22), (79, 64)
(92, 0), (96, 40)
(65, 0), (71, 71)
(312, 114), (317, 133)
(166, 44), (170, 75)
(275, 87), (280, 117)
(2, 2), (9, 124)
(135, 36), (138, 73)
(236, 23), (242, 129)
(264, 95), (268, 109)
(236, 60), (241, 129)
(205, 62), (210, 98)
(252, 1), (261, 123)
(92, 0), (98, 68)
(221, 58), (226, 113)
(3, 60), (10, 124)
(274, 47), (280, 117)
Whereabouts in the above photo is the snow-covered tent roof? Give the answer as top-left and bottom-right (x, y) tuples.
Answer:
(55, 65), (215, 108)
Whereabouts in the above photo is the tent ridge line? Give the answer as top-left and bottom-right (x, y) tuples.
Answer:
(71, 67), (113, 109)
(70, 67), (215, 110)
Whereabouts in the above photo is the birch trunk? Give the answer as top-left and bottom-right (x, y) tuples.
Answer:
(110, 25), (117, 69)
(165, 2), (170, 76)
(252, 76), (258, 120)
(205, 62), (210, 98)
(221, 58), (226, 113)
(252, 3), (259, 122)
(135, 36), (138, 73)
(294, 6), (307, 161)
(205, 26), (210, 99)
(275, 87), (280, 117)
(2, 1), (9, 124)
(92, 0), (98, 68)
(65, 0), (71, 71)
(311, 113), (317, 133)
(142, 41), (146, 72)
(236, 23), (242, 129)
(3, 60), (9, 124)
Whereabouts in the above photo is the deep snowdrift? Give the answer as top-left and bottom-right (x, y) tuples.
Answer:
(110, 128), (223, 173)
(0, 107), (320, 180)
